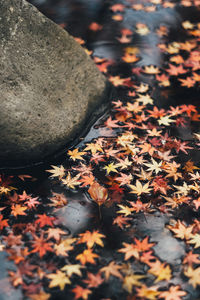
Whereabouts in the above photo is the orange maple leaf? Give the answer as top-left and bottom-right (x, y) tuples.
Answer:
(77, 230), (105, 248)
(31, 233), (53, 257)
(76, 249), (99, 265)
(100, 261), (123, 280)
(118, 242), (139, 260)
(11, 204), (27, 217)
(72, 285), (92, 300)
(158, 285), (187, 300)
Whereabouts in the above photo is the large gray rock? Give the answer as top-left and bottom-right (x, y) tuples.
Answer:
(0, 0), (109, 167)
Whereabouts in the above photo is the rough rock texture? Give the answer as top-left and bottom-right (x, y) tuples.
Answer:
(0, 0), (109, 167)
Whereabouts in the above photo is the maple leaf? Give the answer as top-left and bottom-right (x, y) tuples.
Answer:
(183, 160), (199, 173)
(140, 250), (156, 265)
(72, 286), (92, 300)
(8, 270), (23, 287)
(172, 182), (190, 197)
(179, 77), (195, 87)
(76, 248), (99, 265)
(167, 220), (193, 240)
(193, 197), (200, 210)
(166, 64), (187, 75)
(144, 158), (162, 174)
(134, 237), (155, 252)
(46, 228), (66, 241)
(47, 270), (71, 290)
(118, 242), (139, 260)
(49, 192), (67, 207)
(163, 195), (189, 208)
(24, 196), (40, 209)
(54, 238), (76, 256)
(0, 186), (16, 195)
(148, 260), (172, 282)
(11, 204), (27, 217)
(29, 290), (50, 300)
(46, 165), (65, 179)
(137, 93), (154, 105)
(68, 148), (86, 161)
(113, 215), (131, 229)
(188, 234), (200, 248)
(84, 142), (103, 154)
(88, 182), (108, 206)
(115, 173), (132, 186)
(138, 142), (155, 156)
(158, 115), (175, 126)
(126, 101), (144, 113)
(136, 284), (160, 299)
(62, 172), (81, 189)
(158, 285), (186, 300)
(79, 174), (95, 187)
(61, 264), (83, 277)
(83, 272), (104, 288)
(0, 215), (8, 230)
(130, 200), (149, 213)
(77, 230), (105, 248)
(35, 214), (55, 228)
(184, 266), (200, 288)
(109, 76), (131, 86)
(31, 233), (53, 257)
(183, 251), (200, 266)
(170, 55), (184, 64)
(123, 274), (145, 293)
(129, 180), (152, 196)
(100, 261), (123, 280)
(104, 116), (120, 129)
(117, 205), (133, 216)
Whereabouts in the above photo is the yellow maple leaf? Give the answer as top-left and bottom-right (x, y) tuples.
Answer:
(148, 260), (172, 282)
(117, 205), (133, 216)
(184, 266), (200, 288)
(188, 234), (200, 248)
(123, 274), (145, 293)
(77, 230), (105, 248)
(103, 162), (118, 175)
(68, 148), (86, 161)
(61, 264), (83, 277)
(136, 284), (160, 299)
(129, 180), (152, 196)
(47, 270), (71, 290)
(158, 115), (175, 126)
(54, 238), (76, 256)
(167, 220), (193, 240)
(62, 172), (81, 189)
(46, 165), (65, 179)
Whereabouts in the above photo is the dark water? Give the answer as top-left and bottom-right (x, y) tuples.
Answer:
(0, 0), (200, 299)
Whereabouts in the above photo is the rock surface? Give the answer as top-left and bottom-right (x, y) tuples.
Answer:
(0, 0), (109, 167)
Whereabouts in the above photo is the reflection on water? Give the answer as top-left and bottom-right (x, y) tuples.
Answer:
(0, 0), (200, 299)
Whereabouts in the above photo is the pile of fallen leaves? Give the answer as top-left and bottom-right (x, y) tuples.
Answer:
(0, 0), (200, 299)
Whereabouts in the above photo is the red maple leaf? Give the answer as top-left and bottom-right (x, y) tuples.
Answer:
(35, 214), (55, 228)
(31, 233), (53, 257)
